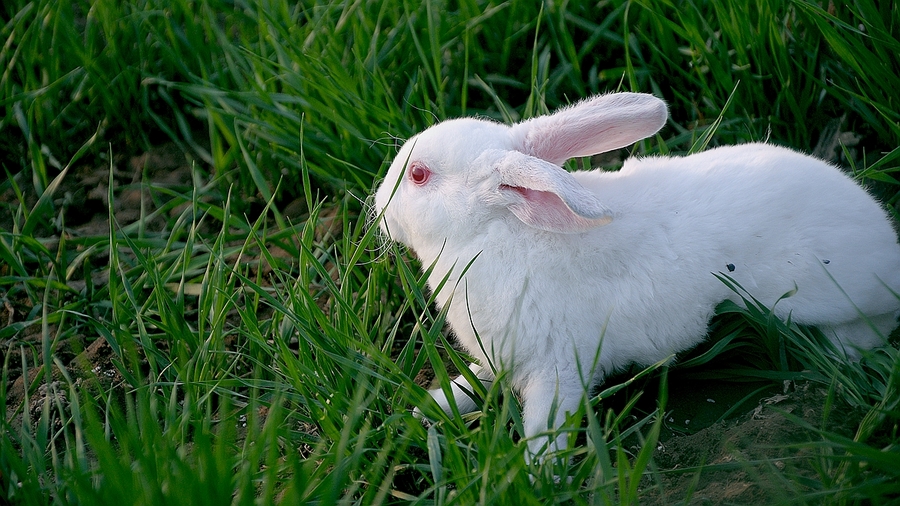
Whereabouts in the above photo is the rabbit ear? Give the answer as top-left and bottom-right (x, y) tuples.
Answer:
(509, 93), (668, 165)
(496, 151), (613, 234)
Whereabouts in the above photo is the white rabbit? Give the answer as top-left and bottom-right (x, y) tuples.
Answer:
(373, 92), (900, 459)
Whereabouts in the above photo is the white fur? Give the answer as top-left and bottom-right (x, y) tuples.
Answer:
(373, 92), (900, 458)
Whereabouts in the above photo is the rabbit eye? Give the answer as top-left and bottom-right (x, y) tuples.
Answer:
(408, 162), (431, 185)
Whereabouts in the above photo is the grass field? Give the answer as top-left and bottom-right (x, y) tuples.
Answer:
(2, 0), (900, 503)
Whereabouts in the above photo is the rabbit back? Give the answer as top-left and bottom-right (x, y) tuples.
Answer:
(574, 142), (900, 331)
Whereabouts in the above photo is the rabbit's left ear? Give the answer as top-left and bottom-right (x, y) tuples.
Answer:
(509, 93), (667, 165)
(496, 151), (612, 234)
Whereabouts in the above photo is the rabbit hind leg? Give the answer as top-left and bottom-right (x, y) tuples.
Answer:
(818, 312), (898, 359)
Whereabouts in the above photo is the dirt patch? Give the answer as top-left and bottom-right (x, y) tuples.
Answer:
(4, 332), (123, 434)
(647, 380), (861, 504)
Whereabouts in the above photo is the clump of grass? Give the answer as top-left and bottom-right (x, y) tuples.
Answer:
(794, 0), (900, 146)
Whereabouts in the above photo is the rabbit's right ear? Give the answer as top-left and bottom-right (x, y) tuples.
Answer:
(509, 93), (668, 166)
(495, 151), (613, 234)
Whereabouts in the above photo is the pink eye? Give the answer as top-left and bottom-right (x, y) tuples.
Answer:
(408, 162), (431, 185)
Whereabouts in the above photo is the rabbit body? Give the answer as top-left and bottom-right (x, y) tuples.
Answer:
(373, 93), (900, 457)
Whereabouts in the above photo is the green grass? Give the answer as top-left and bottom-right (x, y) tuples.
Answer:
(2, 0), (900, 503)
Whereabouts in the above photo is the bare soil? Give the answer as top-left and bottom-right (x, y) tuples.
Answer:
(647, 379), (860, 504)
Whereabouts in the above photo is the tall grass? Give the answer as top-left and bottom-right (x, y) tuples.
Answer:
(2, 0), (899, 503)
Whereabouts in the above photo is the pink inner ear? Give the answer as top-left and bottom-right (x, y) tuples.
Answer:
(524, 125), (615, 166)
(500, 184), (556, 205)
(501, 184), (607, 234)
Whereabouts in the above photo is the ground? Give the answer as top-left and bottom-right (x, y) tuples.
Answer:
(0, 141), (870, 503)
(647, 377), (861, 504)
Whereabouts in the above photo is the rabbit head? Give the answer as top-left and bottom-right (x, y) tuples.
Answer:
(374, 93), (669, 253)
